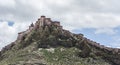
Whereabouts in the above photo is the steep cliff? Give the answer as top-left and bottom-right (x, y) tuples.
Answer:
(0, 16), (120, 65)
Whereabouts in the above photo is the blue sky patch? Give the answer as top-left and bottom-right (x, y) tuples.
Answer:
(8, 21), (14, 26)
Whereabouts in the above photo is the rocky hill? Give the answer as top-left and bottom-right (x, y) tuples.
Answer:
(0, 16), (120, 65)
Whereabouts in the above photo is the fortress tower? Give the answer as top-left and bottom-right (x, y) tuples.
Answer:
(37, 16), (52, 27)
(38, 16), (46, 27)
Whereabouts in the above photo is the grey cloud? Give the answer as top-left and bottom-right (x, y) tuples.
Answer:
(74, 0), (120, 14)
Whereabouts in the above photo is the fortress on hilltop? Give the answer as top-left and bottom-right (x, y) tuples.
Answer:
(17, 16), (62, 40)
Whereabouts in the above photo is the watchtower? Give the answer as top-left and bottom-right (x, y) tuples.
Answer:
(38, 16), (46, 27)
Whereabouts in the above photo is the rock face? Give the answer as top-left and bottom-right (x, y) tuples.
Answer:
(0, 16), (120, 65)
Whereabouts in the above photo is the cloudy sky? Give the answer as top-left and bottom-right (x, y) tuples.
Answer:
(0, 0), (120, 49)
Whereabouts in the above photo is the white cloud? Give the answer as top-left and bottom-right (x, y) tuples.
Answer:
(0, 0), (15, 7)
(0, 21), (16, 49)
(95, 28), (117, 35)
(110, 37), (120, 48)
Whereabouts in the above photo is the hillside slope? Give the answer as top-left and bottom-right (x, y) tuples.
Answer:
(0, 16), (120, 65)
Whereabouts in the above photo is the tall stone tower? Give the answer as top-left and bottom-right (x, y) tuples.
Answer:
(39, 16), (45, 27)
(34, 16), (62, 30)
